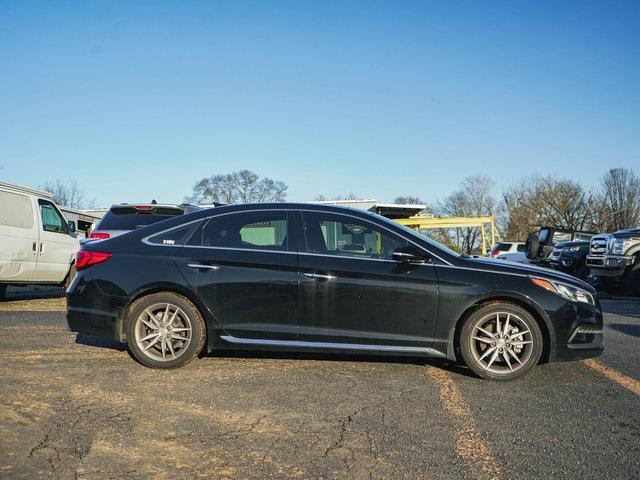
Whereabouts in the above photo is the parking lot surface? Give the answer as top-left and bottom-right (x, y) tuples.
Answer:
(1, 290), (639, 480)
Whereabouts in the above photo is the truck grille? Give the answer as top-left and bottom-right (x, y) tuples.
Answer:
(589, 236), (609, 256)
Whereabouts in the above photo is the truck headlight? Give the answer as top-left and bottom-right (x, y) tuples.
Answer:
(612, 239), (632, 255)
(531, 277), (595, 305)
(564, 245), (580, 253)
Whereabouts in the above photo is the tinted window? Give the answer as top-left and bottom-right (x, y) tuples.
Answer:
(38, 200), (67, 233)
(147, 221), (201, 246)
(496, 243), (512, 251)
(302, 211), (407, 260)
(190, 211), (288, 251)
(97, 206), (183, 230)
(0, 191), (34, 229)
(516, 244), (526, 252)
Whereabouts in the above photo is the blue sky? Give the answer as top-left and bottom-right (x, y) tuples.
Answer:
(1, 1), (639, 207)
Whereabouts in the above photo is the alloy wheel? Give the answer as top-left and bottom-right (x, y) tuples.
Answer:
(134, 303), (193, 362)
(468, 311), (534, 375)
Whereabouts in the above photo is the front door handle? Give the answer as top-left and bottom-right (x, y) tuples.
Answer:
(303, 272), (336, 280)
(188, 264), (220, 270)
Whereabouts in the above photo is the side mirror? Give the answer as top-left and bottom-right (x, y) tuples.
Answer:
(392, 248), (430, 264)
(67, 220), (76, 233)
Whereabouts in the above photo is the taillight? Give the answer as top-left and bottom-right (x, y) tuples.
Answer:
(76, 251), (111, 270)
(89, 232), (110, 239)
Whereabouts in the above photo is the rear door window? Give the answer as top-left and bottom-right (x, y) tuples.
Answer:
(97, 206), (183, 230)
(0, 191), (34, 228)
(146, 221), (202, 246)
(189, 211), (289, 251)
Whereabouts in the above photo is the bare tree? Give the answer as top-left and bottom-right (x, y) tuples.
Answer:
(503, 176), (596, 239)
(39, 179), (93, 209)
(595, 168), (640, 231)
(187, 170), (287, 205)
(435, 175), (496, 254)
(393, 196), (425, 205)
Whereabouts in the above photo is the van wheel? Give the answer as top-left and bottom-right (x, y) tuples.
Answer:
(459, 303), (543, 381)
(63, 264), (76, 290)
(126, 292), (206, 369)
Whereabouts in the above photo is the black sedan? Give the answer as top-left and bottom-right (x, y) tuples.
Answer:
(67, 203), (603, 380)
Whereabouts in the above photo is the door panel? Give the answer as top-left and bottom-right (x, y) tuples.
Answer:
(34, 199), (77, 282)
(0, 191), (38, 281)
(174, 210), (300, 341)
(298, 211), (438, 348)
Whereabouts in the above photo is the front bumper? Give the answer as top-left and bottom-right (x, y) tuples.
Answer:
(550, 301), (604, 362)
(586, 255), (632, 276)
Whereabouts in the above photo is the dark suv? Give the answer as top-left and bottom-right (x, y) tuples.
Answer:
(549, 241), (591, 280)
(526, 227), (595, 266)
(89, 203), (203, 240)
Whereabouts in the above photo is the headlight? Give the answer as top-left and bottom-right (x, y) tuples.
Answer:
(612, 239), (632, 255)
(531, 277), (595, 305)
(563, 245), (581, 253)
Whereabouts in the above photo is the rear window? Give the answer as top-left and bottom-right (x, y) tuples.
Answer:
(495, 243), (512, 251)
(516, 244), (526, 252)
(97, 206), (183, 230)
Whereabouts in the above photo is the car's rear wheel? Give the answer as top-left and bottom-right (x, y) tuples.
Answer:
(126, 292), (206, 369)
(460, 303), (543, 381)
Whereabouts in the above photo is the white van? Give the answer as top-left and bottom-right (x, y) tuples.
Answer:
(0, 181), (80, 300)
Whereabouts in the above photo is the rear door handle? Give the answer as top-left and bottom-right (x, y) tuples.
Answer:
(303, 272), (336, 280)
(188, 264), (220, 270)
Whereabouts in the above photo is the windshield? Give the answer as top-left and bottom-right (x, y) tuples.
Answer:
(373, 213), (460, 257)
(98, 207), (183, 230)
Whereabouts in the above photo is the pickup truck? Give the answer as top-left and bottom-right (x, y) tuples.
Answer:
(586, 228), (640, 295)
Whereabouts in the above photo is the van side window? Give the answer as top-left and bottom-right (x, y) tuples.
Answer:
(38, 200), (67, 234)
(0, 191), (34, 229)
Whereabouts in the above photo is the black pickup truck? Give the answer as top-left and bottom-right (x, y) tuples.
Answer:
(526, 226), (595, 267)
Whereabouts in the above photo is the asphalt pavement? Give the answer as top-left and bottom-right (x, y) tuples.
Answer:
(0, 293), (638, 480)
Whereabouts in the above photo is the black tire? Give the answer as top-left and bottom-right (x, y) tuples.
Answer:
(126, 292), (207, 369)
(459, 303), (544, 381)
(63, 263), (76, 291)
(626, 263), (640, 296)
(526, 233), (539, 261)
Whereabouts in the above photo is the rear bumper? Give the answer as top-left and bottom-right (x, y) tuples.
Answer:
(67, 306), (121, 340)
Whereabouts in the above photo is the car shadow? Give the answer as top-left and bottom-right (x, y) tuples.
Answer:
(608, 323), (640, 337)
(73, 333), (477, 378)
(74, 333), (127, 351)
(205, 349), (477, 378)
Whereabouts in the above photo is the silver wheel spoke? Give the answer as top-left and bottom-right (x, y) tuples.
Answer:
(145, 308), (161, 327)
(140, 316), (158, 330)
(486, 348), (500, 369)
(507, 348), (524, 366)
(168, 308), (179, 326)
(478, 346), (497, 362)
(509, 330), (530, 340)
(160, 337), (167, 360)
(171, 334), (189, 341)
(163, 304), (170, 323)
(167, 338), (176, 358)
(170, 327), (191, 333)
(475, 326), (494, 338)
(503, 313), (510, 336)
(139, 332), (160, 343)
(142, 335), (161, 351)
(495, 314), (501, 337)
(511, 340), (532, 346)
(502, 350), (513, 371)
(472, 336), (494, 345)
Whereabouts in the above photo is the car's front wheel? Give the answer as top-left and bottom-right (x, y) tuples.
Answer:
(459, 303), (543, 381)
(126, 292), (206, 369)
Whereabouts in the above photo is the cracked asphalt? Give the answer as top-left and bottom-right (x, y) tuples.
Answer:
(0, 289), (639, 480)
